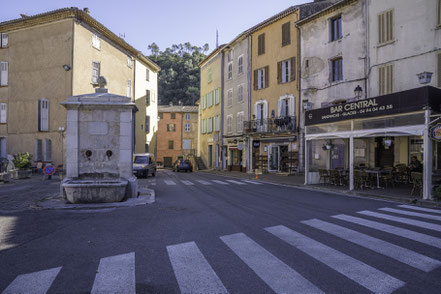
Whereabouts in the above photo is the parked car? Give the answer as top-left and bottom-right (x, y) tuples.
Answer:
(173, 159), (193, 173)
(133, 153), (156, 178)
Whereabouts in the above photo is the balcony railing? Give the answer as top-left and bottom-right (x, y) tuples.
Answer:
(244, 116), (296, 134)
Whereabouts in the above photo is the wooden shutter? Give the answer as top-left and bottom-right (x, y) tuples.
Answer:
(43, 100), (49, 131)
(146, 90), (150, 106)
(379, 66), (385, 95)
(264, 66), (269, 88)
(378, 13), (384, 44)
(253, 69), (258, 90)
(386, 64), (393, 94)
(290, 57), (296, 81)
(277, 61), (282, 84)
(146, 116), (150, 133)
(44, 139), (52, 161)
(35, 139), (42, 161)
(1, 33), (8, 48)
(0, 103), (6, 123)
(282, 22), (290, 46)
(438, 53), (441, 87)
(0, 62), (8, 86)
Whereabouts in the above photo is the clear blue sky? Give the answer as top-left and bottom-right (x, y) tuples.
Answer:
(1, 0), (310, 55)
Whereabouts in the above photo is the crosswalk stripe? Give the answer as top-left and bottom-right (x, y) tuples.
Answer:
(266, 225), (405, 294)
(398, 205), (441, 215)
(91, 252), (135, 294)
(3, 266), (62, 294)
(212, 180), (229, 185)
(302, 219), (441, 272)
(358, 210), (441, 232)
(164, 180), (176, 185)
(196, 180), (212, 185)
(333, 214), (441, 249)
(167, 241), (228, 294)
(242, 180), (262, 185)
(379, 207), (441, 222)
(181, 180), (194, 185)
(220, 232), (322, 294)
(225, 180), (246, 185)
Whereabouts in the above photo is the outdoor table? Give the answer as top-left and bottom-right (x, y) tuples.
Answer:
(364, 169), (382, 188)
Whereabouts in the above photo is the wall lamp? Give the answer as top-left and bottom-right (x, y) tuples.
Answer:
(63, 65), (71, 71)
(354, 85), (363, 99)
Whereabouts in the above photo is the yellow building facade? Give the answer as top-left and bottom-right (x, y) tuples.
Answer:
(0, 8), (159, 168)
(247, 7), (300, 173)
(199, 48), (222, 169)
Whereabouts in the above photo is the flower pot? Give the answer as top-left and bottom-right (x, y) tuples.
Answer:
(17, 169), (31, 179)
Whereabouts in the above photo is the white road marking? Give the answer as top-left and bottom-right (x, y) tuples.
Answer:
(212, 180), (229, 185)
(181, 180), (194, 185)
(91, 252), (135, 294)
(167, 241), (228, 294)
(3, 266), (62, 294)
(397, 205), (441, 215)
(266, 225), (405, 294)
(242, 180), (262, 185)
(302, 219), (441, 272)
(164, 180), (176, 186)
(379, 207), (441, 222)
(333, 214), (441, 249)
(226, 180), (246, 185)
(220, 232), (323, 294)
(196, 180), (212, 185)
(358, 211), (441, 232)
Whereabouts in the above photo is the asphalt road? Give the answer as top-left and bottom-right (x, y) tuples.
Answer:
(1, 170), (441, 293)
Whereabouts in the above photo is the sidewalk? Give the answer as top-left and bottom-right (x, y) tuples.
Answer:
(197, 169), (441, 209)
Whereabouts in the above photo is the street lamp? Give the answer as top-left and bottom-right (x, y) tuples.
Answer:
(417, 72), (433, 84)
(354, 85), (363, 100)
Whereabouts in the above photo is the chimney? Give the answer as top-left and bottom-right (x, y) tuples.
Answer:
(83, 8), (90, 14)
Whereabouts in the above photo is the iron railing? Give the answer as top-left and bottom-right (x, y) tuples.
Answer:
(244, 116), (296, 134)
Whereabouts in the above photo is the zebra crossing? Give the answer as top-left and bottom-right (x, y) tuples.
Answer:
(149, 178), (264, 187)
(3, 204), (441, 293)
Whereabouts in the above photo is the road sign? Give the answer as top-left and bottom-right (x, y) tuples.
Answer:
(43, 165), (56, 176)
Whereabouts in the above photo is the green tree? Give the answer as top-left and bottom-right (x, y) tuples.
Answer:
(147, 42), (209, 106)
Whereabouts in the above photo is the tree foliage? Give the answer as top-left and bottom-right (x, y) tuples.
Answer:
(147, 42), (209, 106)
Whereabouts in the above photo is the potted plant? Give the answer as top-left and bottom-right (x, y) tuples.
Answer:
(12, 152), (32, 179)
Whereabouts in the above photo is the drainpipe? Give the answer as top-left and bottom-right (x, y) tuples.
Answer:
(296, 21), (304, 173)
(247, 34), (253, 173)
(365, 0), (370, 99)
(220, 51), (225, 169)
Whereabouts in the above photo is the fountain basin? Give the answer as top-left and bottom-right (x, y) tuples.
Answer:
(62, 179), (128, 204)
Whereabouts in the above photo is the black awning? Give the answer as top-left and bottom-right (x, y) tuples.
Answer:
(305, 86), (441, 126)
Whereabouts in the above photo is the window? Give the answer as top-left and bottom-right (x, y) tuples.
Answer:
(278, 58), (295, 84)
(282, 22), (291, 46)
(202, 118), (206, 134)
(236, 112), (244, 133)
(146, 68), (150, 81)
(167, 123), (176, 132)
(227, 116), (233, 134)
(0, 103), (6, 123)
(378, 10), (394, 44)
(278, 97), (294, 117)
(0, 61), (7, 86)
(146, 90), (150, 106)
(215, 115), (220, 132)
(145, 116), (150, 133)
(258, 33), (265, 55)
(227, 89), (233, 107)
(183, 139), (191, 150)
(185, 113), (191, 120)
(254, 66), (269, 90)
(145, 144), (149, 153)
(168, 140), (174, 150)
(227, 51), (232, 62)
(35, 139), (43, 161)
(127, 57), (132, 68)
(44, 139), (52, 161)
(92, 33), (100, 49)
(38, 99), (49, 131)
(215, 88), (220, 104)
(330, 57), (343, 82)
(238, 56), (243, 74)
(126, 80), (132, 98)
(171, 113), (176, 119)
(1, 33), (8, 48)
(185, 123), (191, 132)
(92, 62), (100, 84)
(330, 16), (342, 41)
(208, 117), (213, 133)
(379, 64), (394, 95)
(228, 63), (233, 79)
(208, 68), (212, 83)
(159, 112), (163, 119)
(238, 85), (244, 103)
(208, 92), (213, 107)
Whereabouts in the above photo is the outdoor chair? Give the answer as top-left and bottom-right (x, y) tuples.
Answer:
(380, 168), (395, 189)
(354, 170), (369, 189)
(410, 172), (423, 197)
(318, 169), (330, 184)
(395, 164), (409, 184)
(329, 169), (341, 186)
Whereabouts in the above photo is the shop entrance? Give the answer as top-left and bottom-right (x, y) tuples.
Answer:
(208, 145), (213, 168)
(375, 137), (395, 167)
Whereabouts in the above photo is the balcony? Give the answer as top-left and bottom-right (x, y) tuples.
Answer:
(244, 116), (296, 134)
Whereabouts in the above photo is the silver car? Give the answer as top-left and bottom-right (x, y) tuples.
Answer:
(133, 153), (156, 178)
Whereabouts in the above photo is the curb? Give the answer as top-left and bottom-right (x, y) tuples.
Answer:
(196, 171), (441, 209)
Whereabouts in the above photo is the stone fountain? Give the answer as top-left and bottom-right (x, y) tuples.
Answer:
(60, 77), (138, 203)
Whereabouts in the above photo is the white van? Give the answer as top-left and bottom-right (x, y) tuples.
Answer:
(133, 153), (156, 178)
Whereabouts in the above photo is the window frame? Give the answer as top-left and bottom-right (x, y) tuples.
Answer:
(378, 9), (394, 45)
(146, 68), (150, 81)
(0, 103), (6, 123)
(92, 33), (101, 50)
(236, 112), (244, 133)
(228, 62), (233, 80)
(378, 63), (394, 95)
(282, 22), (291, 46)
(0, 61), (8, 86)
(92, 61), (100, 84)
(184, 123), (191, 132)
(146, 90), (150, 106)
(126, 79), (132, 98)
(258, 33), (265, 55)
(227, 89), (233, 107)
(238, 56), (244, 74)
(185, 113), (191, 120)
(227, 115), (233, 134)
(38, 99), (49, 132)
(168, 140), (174, 150)
(237, 84), (244, 103)
(330, 15), (342, 42)
(330, 57), (343, 82)
(167, 123), (176, 132)
(1, 33), (8, 48)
